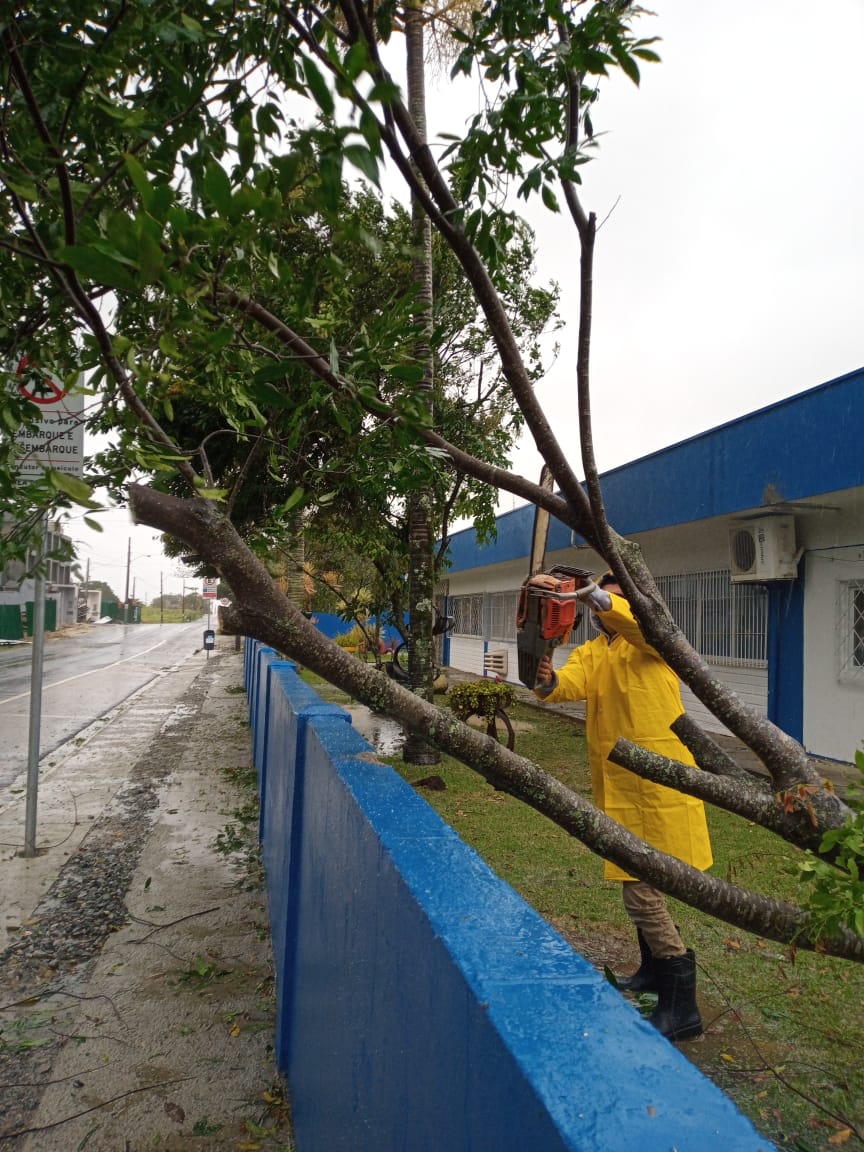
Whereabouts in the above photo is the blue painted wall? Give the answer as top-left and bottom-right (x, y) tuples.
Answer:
(767, 579), (805, 741)
(446, 367), (864, 572)
(246, 640), (773, 1152)
(306, 610), (403, 647)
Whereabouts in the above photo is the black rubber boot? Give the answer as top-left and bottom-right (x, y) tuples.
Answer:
(616, 929), (657, 994)
(649, 949), (703, 1041)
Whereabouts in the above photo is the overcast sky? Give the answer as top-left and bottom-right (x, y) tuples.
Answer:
(73, 0), (864, 597)
(499, 0), (864, 496)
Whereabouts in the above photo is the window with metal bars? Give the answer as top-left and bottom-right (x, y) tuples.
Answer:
(450, 593), (484, 637)
(653, 570), (767, 666)
(837, 580), (864, 681)
(488, 591), (519, 641)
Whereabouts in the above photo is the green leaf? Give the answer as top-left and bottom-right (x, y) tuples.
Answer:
(0, 173), (39, 201)
(302, 58), (335, 118)
(541, 184), (560, 212)
(237, 114), (256, 173)
(47, 470), (93, 502)
(343, 144), (380, 187)
(318, 151), (343, 211)
(136, 224), (165, 283)
(281, 486), (306, 514)
(123, 153), (153, 210)
(388, 363), (425, 382)
(359, 107), (381, 153)
(203, 162), (232, 216)
(57, 245), (138, 292)
(83, 517), (103, 532)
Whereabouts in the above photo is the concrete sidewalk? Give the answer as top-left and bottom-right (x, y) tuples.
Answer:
(0, 640), (293, 1151)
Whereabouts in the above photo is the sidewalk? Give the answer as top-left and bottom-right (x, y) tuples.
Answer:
(0, 640), (293, 1152)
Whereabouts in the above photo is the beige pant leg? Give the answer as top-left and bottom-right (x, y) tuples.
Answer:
(621, 880), (685, 959)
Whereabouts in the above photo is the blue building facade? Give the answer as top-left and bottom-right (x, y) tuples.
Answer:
(441, 368), (864, 762)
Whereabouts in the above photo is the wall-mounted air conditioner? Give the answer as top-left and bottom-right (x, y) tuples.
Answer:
(729, 515), (798, 582)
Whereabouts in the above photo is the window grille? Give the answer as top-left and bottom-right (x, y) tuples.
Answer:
(837, 580), (864, 682)
(568, 606), (593, 646)
(450, 593), (484, 637)
(488, 591), (519, 641)
(653, 570), (767, 666)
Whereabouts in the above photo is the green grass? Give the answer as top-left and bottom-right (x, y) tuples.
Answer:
(139, 606), (188, 623)
(298, 668), (864, 1149)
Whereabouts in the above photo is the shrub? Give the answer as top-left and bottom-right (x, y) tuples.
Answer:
(448, 680), (515, 723)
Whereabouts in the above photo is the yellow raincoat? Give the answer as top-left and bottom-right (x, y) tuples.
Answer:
(537, 594), (713, 882)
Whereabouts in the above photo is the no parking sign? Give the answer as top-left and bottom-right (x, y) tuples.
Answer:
(14, 357), (84, 479)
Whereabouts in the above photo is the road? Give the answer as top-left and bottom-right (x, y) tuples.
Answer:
(0, 620), (208, 791)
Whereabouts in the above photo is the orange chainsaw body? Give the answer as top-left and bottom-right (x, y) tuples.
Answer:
(516, 566), (594, 688)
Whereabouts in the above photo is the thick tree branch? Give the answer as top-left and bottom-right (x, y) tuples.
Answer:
(126, 483), (864, 964)
(608, 738), (851, 858)
(671, 713), (754, 780)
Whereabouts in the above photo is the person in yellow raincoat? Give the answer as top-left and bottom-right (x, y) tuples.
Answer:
(534, 572), (712, 1040)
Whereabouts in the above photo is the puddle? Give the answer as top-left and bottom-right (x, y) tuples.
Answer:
(344, 706), (405, 756)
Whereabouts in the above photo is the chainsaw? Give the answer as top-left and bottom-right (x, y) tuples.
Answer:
(516, 565), (595, 688)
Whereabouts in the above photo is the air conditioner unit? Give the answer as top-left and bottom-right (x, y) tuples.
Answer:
(729, 516), (798, 582)
(483, 649), (508, 677)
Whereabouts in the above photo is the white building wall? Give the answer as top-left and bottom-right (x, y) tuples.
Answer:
(678, 664), (768, 737)
(449, 635), (486, 677)
(803, 546), (864, 761)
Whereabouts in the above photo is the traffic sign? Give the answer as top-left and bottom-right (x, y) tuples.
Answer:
(14, 358), (84, 479)
(218, 597), (232, 607)
(202, 577), (218, 598)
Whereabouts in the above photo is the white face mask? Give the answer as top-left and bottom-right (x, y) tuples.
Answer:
(589, 612), (608, 635)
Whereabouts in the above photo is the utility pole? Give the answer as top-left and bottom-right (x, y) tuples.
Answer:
(160, 572), (164, 625)
(123, 536), (131, 624)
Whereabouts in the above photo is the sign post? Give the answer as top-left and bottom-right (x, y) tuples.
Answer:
(23, 522), (47, 858)
(14, 361), (85, 857)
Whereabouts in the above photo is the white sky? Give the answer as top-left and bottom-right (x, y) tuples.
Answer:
(492, 0), (864, 498)
(71, 0), (864, 595)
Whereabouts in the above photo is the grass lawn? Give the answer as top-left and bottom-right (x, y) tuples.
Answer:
(303, 671), (864, 1152)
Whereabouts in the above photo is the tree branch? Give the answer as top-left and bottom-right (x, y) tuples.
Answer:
(608, 738), (851, 859)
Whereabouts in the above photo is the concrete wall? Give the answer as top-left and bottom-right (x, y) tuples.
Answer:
(245, 640), (772, 1152)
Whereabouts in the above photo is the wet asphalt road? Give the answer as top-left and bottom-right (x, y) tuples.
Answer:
(0, 620), (206, 791)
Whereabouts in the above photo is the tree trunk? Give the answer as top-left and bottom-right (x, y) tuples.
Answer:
(402, 0), (439, 765)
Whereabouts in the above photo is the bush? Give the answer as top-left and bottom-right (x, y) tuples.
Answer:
(448, 680), (515, 723)
(334, 623), (369, 651)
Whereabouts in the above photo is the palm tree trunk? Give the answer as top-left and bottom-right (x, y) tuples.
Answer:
(402, 0), (439, 765)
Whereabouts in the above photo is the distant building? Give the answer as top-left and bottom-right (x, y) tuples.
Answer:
(0, 521), (81, 634)
(438, 367), (864, 764)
